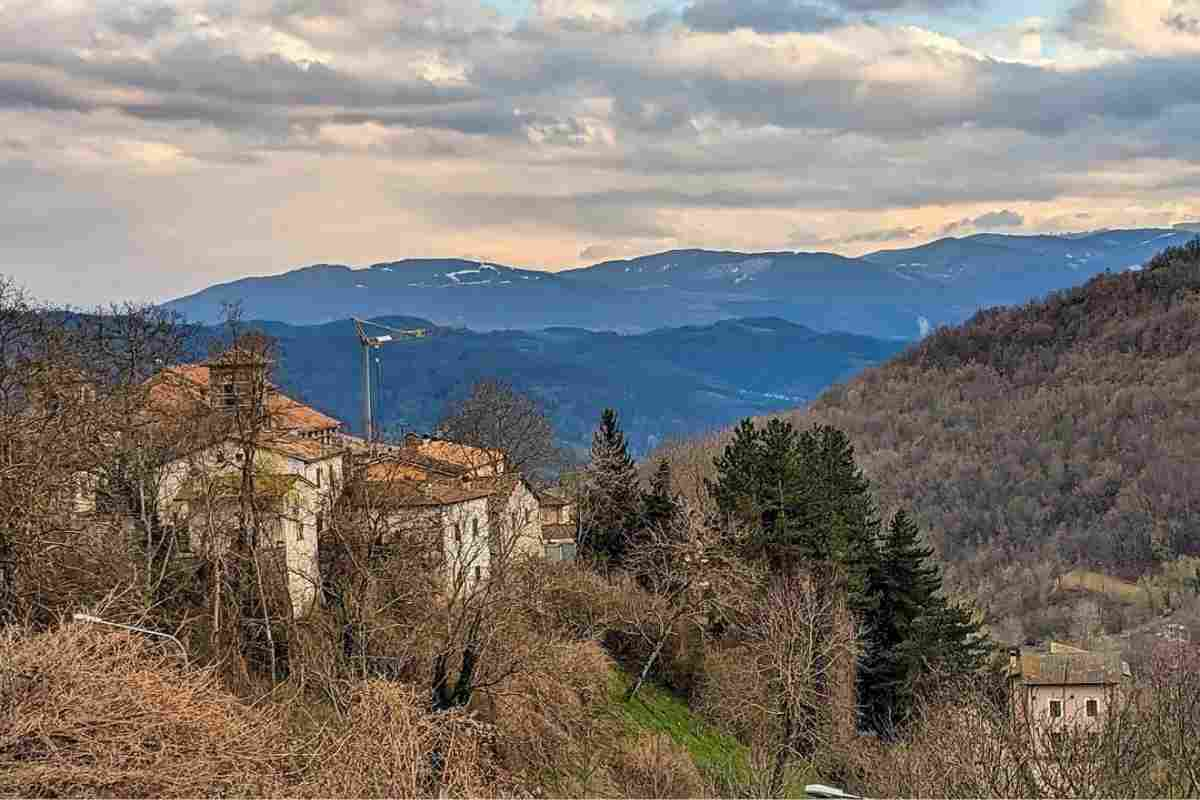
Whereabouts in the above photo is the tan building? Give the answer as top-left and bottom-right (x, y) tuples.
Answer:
(346, 464), (543, 589)
(536, 489), (577, 561)
(1008, 641), (1131, 735)
(142, 349), (347, 614)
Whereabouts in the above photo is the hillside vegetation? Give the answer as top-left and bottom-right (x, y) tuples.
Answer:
(261, 316), (902, 457)
(657, 240), (1200, 643)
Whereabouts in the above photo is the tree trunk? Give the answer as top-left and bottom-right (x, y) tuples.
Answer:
(770, 700), (795, 798)
(625, 630), (670, 702)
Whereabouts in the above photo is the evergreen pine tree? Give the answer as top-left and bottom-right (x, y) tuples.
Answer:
(861, 509), (990, 736)
(580, 408), (640, 565)
(640, 460), (680, 535)
(709, 419), (880, 609)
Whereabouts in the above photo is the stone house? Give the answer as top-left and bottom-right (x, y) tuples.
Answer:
(345, 462), (544, 588)
(1008, 641), (1132, 736)
(346, 463), (496, 590)
(141, 350), (347, 613)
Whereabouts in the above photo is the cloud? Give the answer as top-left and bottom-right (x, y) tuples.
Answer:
(790, 224), (924, 246)
(1, 0), (1199, 305)
(1062, 0), (1200, 54)
(681, 0), (981, 33)
(682, 0), (843, 34)
(841, 225), (924, 243)
(941, 209), (1025, 234)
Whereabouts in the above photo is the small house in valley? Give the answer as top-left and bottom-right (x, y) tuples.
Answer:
(1008, 641), (1131, 735)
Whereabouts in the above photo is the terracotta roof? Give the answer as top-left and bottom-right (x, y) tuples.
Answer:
(405, 436), (505, 474)
(266, 393), (342, 433)
(149, 365), (341, 433)
(1012, 649), (1129, 686)
(364, 449), (470, 479)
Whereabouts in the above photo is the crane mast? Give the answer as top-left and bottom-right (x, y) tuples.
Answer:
(353, 318), (428, 443)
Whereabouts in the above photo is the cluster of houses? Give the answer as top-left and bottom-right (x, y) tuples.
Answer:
(62, 346), (577, 614)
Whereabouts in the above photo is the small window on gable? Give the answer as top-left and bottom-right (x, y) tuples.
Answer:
(1086, 699), (1098, 717)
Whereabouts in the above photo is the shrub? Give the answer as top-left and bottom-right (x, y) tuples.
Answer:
(0, 622), (286, 798)
(609, 732), (709, 799)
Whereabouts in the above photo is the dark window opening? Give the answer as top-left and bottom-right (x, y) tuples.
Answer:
(1086, 699), (1098, 717)
(1050, 700), (1063, 718)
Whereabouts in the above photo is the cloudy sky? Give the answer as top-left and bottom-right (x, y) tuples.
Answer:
(3, 0), (1200, 305)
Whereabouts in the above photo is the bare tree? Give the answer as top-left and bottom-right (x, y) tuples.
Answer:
(618, 506), (753, 702)
(436, 379), (563, 480)
(700, 567), (860, 797)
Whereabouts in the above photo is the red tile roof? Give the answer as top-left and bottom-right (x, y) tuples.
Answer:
(150, 365), (341, 434)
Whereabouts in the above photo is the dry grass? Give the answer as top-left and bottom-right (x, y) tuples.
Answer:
(609, 732), (709, 799)
(0, 622), (287, 798)
(296, 681), (513, 798)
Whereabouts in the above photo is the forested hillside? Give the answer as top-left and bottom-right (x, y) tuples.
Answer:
(259, 316), (902, 457)
(657, 241), (1200, 643)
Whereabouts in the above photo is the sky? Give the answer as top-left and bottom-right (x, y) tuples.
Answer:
(3, 0), (1200, 305)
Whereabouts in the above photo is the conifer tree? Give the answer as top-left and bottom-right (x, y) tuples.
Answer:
(861, 509), (990, 736)
(640, 460), (680, 535)
(579, 408), (640, 565)
(710, 419), (879, 608)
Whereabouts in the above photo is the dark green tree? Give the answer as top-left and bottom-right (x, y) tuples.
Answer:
(580, 408), (640, 565)
(640, 460), (681, 535)
(861, 509), (990, 736)
(709, 419), (879, 609)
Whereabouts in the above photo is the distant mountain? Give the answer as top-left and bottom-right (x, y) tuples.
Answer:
(252, 316), (904, 457)
(167, 229), (1199, 340)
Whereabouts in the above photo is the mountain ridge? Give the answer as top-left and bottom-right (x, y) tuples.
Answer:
(166, 228), (1199, 340)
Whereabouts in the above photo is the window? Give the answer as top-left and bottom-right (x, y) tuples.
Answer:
(472, 519), (480, 539)
(316, 513), (324, 536)
(316, 467), (321, 487)
(1086, 699), (1098, 718)
(474, 565), (482, 582)
(1049, 699), (1063, 718)
(453, 523), (462, 545)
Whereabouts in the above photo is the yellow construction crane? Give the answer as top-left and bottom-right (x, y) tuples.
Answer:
(353, 317), (429, 442)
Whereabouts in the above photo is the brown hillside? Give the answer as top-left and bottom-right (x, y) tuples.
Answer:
(657, 240), (1200, 641)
